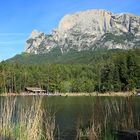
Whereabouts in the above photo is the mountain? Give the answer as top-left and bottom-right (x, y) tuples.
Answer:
(25, 9), (140, 54)
(8, 48), (140, 65)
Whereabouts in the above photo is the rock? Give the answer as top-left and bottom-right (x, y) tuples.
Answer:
(25, 29), (57, 54)
(115, 129), (140, 140)
(25, 9), (140, 54)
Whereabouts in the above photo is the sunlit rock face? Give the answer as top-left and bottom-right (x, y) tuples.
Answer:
(25, 9), (140, 54)
(25, 29), (57, 54)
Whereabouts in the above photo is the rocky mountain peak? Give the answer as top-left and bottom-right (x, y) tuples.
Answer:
(29, 29), (43, 39)
(25, 9), (140, 54)
(58, 9), (114, 36)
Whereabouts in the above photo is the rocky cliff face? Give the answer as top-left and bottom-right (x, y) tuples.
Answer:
(25, 9), (140, 54)
(25, 29), (57, 54)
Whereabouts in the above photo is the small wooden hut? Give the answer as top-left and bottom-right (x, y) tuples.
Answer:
(25, 87), (46, 94)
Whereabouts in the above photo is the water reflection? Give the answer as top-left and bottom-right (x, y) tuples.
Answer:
(0, 96), (139, 140)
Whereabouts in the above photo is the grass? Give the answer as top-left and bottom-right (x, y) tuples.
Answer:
(0, 97), (56, 140)
(76, 97), (140, 140)
(0, 96), (139, 140)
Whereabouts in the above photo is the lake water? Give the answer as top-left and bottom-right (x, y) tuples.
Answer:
(0, 96), (140, 140)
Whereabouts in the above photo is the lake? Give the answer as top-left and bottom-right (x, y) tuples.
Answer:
(0, 96), (140, 140)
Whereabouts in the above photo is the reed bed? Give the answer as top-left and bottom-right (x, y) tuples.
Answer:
(0, 97), (56, 140)
(77, 97), (140, 140)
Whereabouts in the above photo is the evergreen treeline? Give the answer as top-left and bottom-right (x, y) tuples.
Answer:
(0, 49), (140, 94)
(7, 48), (123, 64)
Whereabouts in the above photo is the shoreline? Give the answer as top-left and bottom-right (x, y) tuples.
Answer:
(0, 92), (134, 97)
(61, 92), (133, 97)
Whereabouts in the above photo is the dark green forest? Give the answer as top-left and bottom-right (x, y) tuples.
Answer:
(0, 49), (140, 94)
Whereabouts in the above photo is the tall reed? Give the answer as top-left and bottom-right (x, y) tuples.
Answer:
(77, 97), (140, 140)
(0, 97), (56, 140)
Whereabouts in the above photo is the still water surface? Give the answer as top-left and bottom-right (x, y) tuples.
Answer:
(0, 96), (140, 140)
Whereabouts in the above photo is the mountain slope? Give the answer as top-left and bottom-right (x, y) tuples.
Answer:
(25, 9), (140, 54)
(7, 48), (140, 65)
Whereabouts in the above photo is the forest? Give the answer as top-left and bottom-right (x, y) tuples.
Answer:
(0, 49), (140, 94)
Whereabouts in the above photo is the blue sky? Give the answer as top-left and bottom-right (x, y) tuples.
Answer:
(0, 0), (140, 60)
